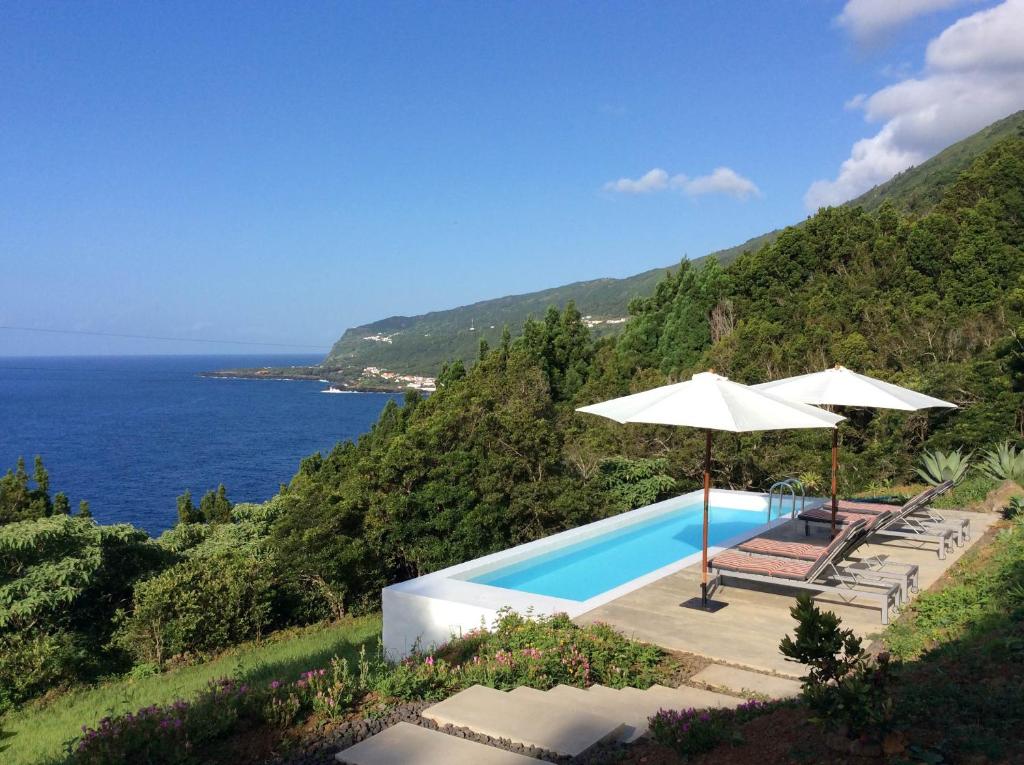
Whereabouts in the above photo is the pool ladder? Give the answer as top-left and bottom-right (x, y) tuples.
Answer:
(767, 477), (807, 523)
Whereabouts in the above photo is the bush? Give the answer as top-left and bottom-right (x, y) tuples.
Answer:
(648, 700), (778, 757)
(71, 679), (265, 765)
(113, 549), (280, 666)
(0, 629), (83, 712)
(780, 594), (893, 737)
(426, 610), (664, 691)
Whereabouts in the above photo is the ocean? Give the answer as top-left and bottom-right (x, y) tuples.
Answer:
(0, 355), (401, 535)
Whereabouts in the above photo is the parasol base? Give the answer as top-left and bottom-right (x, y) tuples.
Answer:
(680, 597), (729, 613)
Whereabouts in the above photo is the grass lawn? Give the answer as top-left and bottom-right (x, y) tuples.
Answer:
(0, 614), (381, 765)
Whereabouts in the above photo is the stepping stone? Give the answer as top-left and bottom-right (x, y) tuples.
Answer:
(689, 664), (802, 699)
(621, 683), (739, 710)
(421, 684), (625, 757)
(546, 685), (656, 742)
(335, 722), (537, 765)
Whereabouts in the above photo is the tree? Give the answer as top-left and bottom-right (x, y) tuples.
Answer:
(198, 485), (232, 524)
(1, 456), (55, 525)
(176, 490), (200, 525)
(53, 492), (71, 515)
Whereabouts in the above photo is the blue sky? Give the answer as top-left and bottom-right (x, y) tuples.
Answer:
(2, 0), (1021, 356)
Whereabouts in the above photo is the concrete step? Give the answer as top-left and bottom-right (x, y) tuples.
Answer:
(689, 664), (802, 699)
(545, 684), (659, 742)
(621, 683), (739, 710)
(421, 684), (626, 757)
(335, 722), (538, 765)
(544, 685), (643, 742)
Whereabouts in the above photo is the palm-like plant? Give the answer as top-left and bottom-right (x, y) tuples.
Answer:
(976, 441), (1024, 483)
(916, 448), (972, 486)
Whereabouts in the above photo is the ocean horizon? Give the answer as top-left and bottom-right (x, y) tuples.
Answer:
(0, 354), (400, 535)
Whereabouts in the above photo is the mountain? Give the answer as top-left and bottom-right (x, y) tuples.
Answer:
(849, 109), (1024, 217)
(324, 110), (1024, 377)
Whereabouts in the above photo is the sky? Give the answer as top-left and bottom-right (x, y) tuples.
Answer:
(2, 0), (1023, 356)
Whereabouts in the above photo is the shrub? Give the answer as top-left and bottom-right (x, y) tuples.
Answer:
(427, 610), (664, 691)
(113, 549), (280, 666)
(71, 679), (261, 765)
(0, 629), (83, 712)
(916, 448), (971, 486)
(780, 594), (893, 737)
(648, 700), (777, 757)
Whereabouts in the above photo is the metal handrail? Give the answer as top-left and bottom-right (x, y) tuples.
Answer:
(767, 477), (807, 522)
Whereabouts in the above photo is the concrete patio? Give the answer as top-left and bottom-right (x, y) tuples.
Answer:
(574, 508), (996, 677)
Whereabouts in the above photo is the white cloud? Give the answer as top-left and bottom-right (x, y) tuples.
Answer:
(602, 168), (670, 194)
(604, 167), (760, 200)
(926, 0), (1024, 69)
(679, 167), (761, 199)
(837, 0), (971, 44)
(806, 0), (1024, 210)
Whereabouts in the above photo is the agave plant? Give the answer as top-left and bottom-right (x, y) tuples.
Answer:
(976, 440), (1024, 483)
(915, 447), (972, 486)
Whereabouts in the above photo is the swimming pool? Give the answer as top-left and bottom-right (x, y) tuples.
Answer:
(468, 504), (765, 601)
(382, 488), (817, 659)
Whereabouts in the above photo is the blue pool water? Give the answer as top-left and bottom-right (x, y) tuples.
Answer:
(469, 504), (765, 601)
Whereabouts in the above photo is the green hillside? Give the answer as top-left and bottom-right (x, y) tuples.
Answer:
(324, 110), (1024, 377)
(849, 109), (1024, 216)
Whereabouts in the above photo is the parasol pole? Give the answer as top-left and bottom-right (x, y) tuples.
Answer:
(701, 428), (713, 607)
(831, 426), (839, 537)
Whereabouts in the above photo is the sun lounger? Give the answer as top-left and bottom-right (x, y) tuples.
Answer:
(798, 483), (961, 558)
(830, 493), (969, 545)
(709, 520), (901, 624)
(738, 511), (918, 603)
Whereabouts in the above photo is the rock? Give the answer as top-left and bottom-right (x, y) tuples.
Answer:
(980, 480), (1024, 513)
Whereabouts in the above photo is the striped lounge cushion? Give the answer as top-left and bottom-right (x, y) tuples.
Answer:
(834, 500), (900, 514)
(799, 506), (875, 525)
(711, 551), (812, 580)
(738, 537), (827, 560)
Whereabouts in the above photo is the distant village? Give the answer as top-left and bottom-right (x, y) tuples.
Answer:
(361, 366), (436, 392)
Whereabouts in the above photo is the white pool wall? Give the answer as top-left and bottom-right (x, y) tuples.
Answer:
(381, 488), (822, 659)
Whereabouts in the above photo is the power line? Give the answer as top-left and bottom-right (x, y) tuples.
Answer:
(0, 325), (329, 350)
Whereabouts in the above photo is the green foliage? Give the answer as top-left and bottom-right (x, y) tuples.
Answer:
(0, 457), (52, 525)
(780, 594), (893, 737)
(885, 514), (1024, 660)
(597, 457), (676, 511)
(976, 440), (1024, 483)
(0, 515), (162, 711)
(176, 489), (199, 525)
(116, 501), (289, 666)
(929, 474), (996, 509)
(367, 610), (666, 701)
(70, 678), (272, 765)
(198, 484), (233, 524)
(0, 616), (381, 765)
(114, 549), (280, 666)
(915, 448), (972, 485)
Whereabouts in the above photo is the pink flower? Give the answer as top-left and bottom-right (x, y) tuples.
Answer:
(425, 656), (435, 666)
